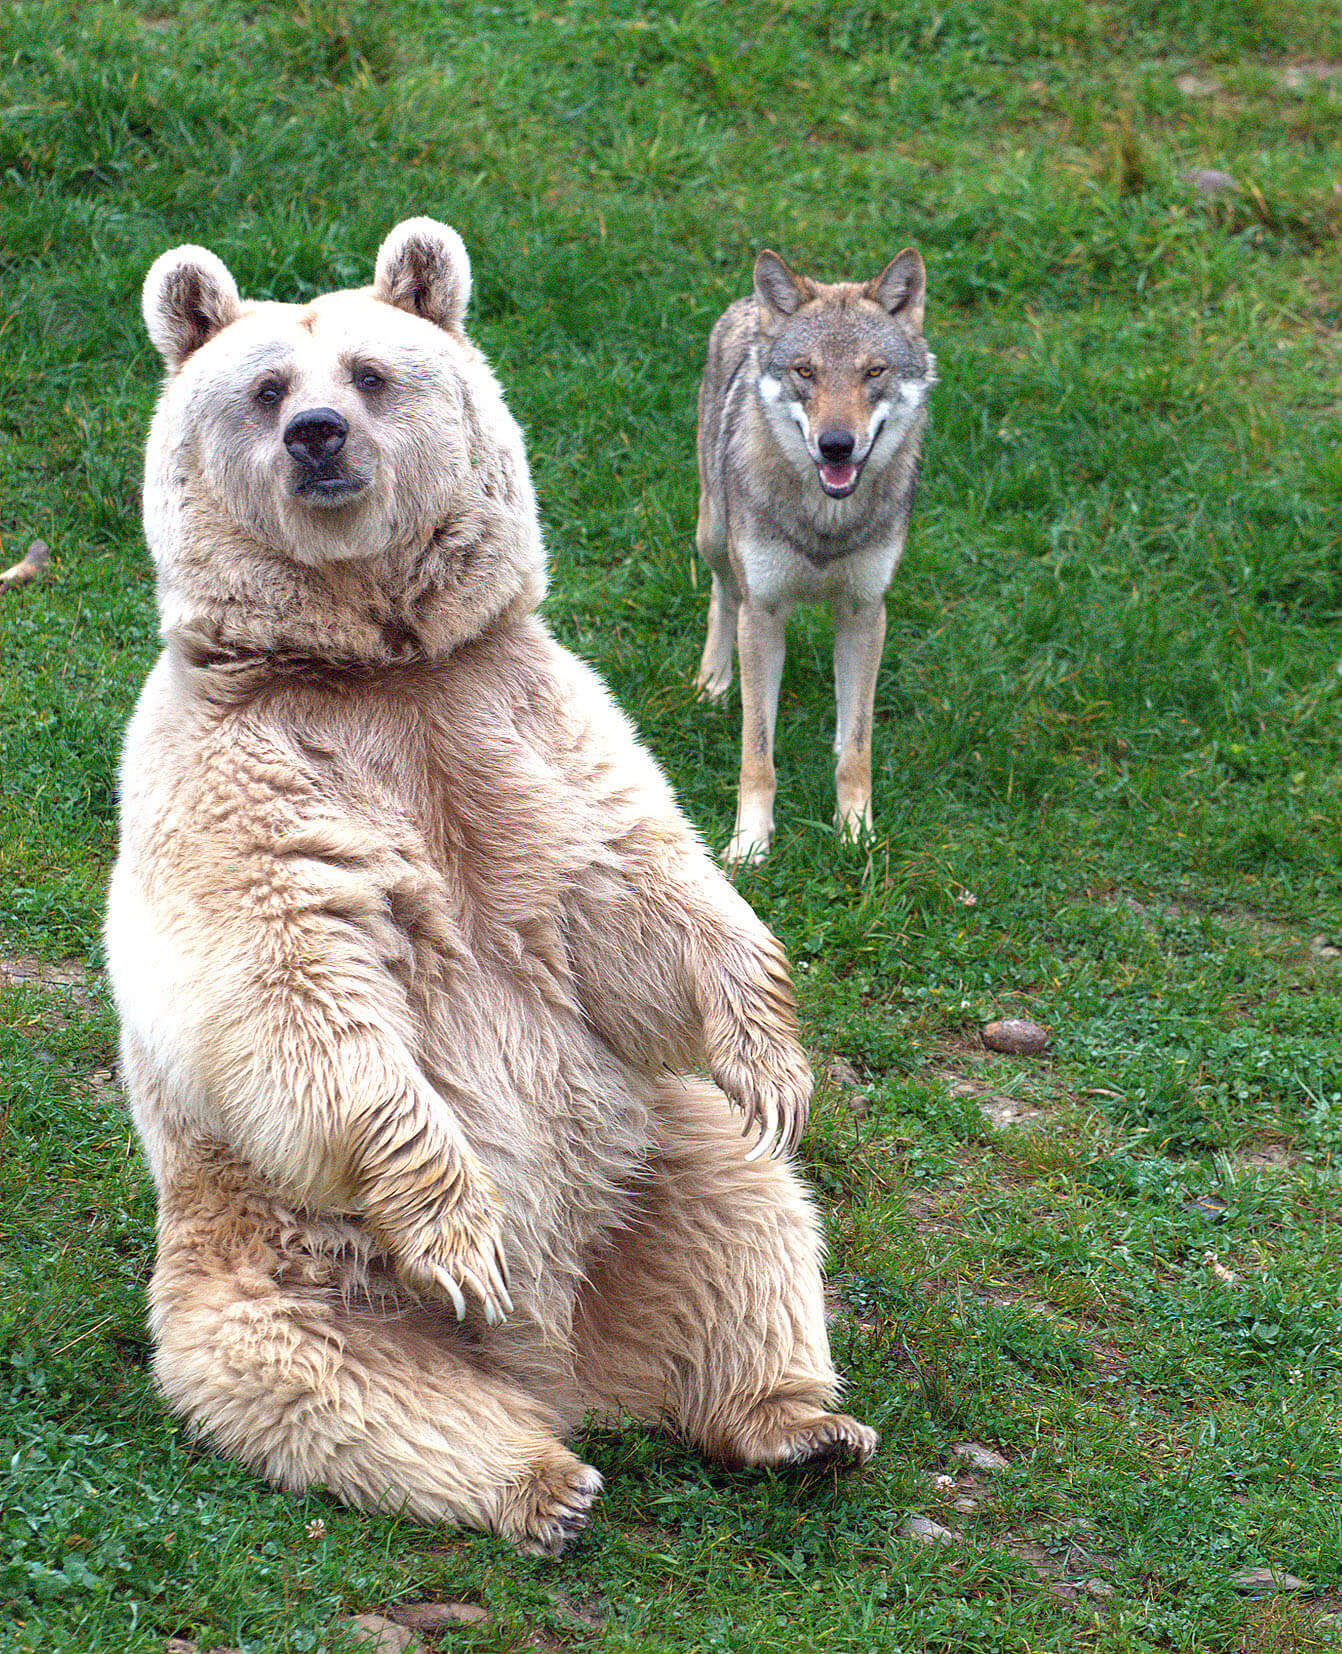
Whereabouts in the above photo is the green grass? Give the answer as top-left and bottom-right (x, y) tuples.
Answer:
(3, 0), (1342, 1648)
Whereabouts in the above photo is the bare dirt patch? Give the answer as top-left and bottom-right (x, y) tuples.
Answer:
(2, 952), (105, 1023)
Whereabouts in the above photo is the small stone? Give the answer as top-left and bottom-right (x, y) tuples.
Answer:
(979, 1094), (1042, 1129)
(1309, 935), (1341, 960)
(0, 539), (51, 590)
(1081, 1578), (1115, 1600)
(1176, 72), (1222, 96)
(823, 1055), (863, 1090)
(899, 1513), (958, 1544)
(392, 1602), (490, 1630)
(1189, 168), (1241, 195)
(347, 1615), (422, 1653)
(1185, 1195), (1227, 1222)
(1231, 1567), (1309, 1594)
(954, 1496), (980, 1514)
(980, 1019), (1050, 1056)
(952, 1441), (1010, 1472)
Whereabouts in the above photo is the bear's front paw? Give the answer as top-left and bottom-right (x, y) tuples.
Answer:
(389, 1188), (514, 1326)
(713, 1043), (813, 1162)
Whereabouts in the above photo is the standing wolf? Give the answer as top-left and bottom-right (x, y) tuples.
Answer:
(694, 248), (936, 864)
(105, 218), (875, 1556)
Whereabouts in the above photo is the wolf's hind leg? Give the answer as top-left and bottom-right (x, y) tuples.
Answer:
(150, 1241), (600, 1555)
(572, 1076), (877, 1471)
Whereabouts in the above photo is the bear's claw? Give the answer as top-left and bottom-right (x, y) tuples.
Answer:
(508, 1458), (604, 1557)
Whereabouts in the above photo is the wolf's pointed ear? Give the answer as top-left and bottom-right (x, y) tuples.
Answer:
(143, 246), (243, 370)
(867, 249), (926, 331)
(753, 249), (811, 320)
(374, 217), (471, 333)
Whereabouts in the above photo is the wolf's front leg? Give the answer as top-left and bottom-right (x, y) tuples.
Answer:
(728, 599), (789, 865)
(832, 594), (887, 841)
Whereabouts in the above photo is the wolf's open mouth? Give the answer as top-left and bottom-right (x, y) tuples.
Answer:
(818, 461), (861, 498)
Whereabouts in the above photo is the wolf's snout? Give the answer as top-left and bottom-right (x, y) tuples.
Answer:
(817, 430), (856, 464)
(284, 408), (349, 469)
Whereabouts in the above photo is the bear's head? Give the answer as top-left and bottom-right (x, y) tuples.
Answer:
(141, 218), (546, 667)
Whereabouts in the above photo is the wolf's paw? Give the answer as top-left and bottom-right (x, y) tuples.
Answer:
(503, 1451), (604, 1557)
(723, 833), (770, 868)
(835, 799), (874, 844)
(695, 666), (733, 702)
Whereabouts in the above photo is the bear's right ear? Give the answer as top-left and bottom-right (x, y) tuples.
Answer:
(142, 245), (243, 370)
(373, 218), (471, 333)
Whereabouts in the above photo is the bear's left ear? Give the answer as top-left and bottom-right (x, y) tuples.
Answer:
(143, 245), (243, 369)
(373, 218), (472, 333)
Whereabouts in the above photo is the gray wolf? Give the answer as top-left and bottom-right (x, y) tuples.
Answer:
(105, 219), (876, 1554)
(694, 247), (936, 863)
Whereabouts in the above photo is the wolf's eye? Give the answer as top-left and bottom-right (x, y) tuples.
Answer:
(254, 380), (284, 407)
(355, 369), (385, 393)
(866, 364), (888, 380)
(794, 363), (814, 380)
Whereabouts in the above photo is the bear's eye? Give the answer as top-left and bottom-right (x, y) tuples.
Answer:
(355, 369), (385, 394)
(254, 380), (285, 408)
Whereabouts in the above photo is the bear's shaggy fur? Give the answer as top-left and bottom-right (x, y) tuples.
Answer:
(106, 219), (876, 1551)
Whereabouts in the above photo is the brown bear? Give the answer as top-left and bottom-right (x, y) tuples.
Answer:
(105, 218), (876, 1553)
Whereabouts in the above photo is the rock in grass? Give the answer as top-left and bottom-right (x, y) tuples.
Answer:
(347, 1615), (423, 1653)
(1231, 1567), (1309, 1594)
(392, 1602), (491, 1630)
(1231, 1566), (1309, 1595)
(952, 1440), (1011, 1472)
(899, 1514), (959, 1544)
(981, 1018), (1050, 1056)
(0, 539), (50, 591)
(1189, 168), (1241, 195)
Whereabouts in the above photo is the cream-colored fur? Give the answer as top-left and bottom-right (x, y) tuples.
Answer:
(107, 219), (876, 1553)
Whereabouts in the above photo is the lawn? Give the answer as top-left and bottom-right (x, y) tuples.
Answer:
(2, 1), (1341, 1649)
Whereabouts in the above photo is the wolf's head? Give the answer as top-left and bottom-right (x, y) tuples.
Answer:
(752, 249), (936, 500)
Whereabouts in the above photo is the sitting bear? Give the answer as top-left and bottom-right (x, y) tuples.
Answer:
(105, 218), (876, 1553)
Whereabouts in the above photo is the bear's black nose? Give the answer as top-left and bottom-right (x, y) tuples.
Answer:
(818, 429), (856, 463)
(284, 408), (349, 469)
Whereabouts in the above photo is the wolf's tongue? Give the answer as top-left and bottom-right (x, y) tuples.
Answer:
(821, 462), (858, 492)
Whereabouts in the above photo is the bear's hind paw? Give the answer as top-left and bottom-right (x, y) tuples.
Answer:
(717, 1398), (878, 1472)
(775, 1412), (879, 1470)
(503, 1451), (604, 1557)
